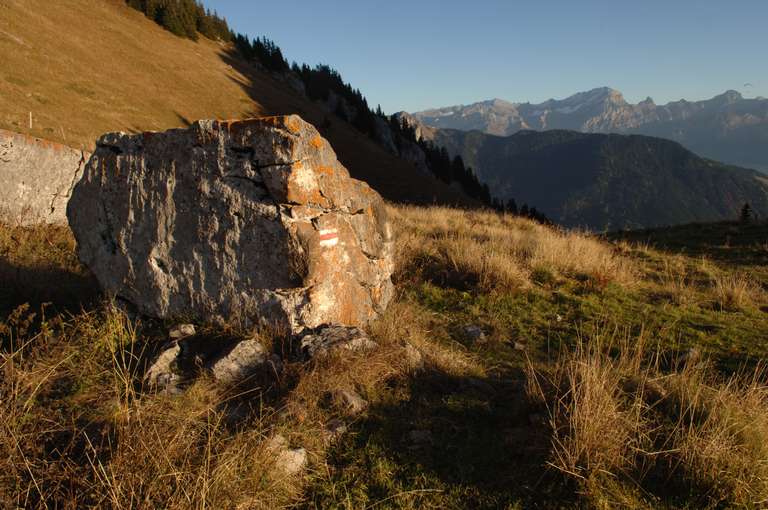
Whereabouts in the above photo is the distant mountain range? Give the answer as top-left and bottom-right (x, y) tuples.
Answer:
(420, 128), (768, 230)
(410, 88), (768, 172)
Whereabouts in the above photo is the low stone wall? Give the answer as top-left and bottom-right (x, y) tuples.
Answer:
(0, 129), (89, 225)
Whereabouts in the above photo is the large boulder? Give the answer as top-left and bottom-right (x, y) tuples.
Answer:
(67, 115), (394, 333)
(0, 129), (88, 225)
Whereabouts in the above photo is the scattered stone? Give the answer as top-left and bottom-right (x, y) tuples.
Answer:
(169, 323), (196, 341)
(144, 343), (181, 393)
(207, 338), (276, 385)
(463, 325), (486, 343)
(275, 447), (308, 476)
(146, 333), (283, 390)
(300, 325), (378, 359)
(327, 389), (368, 416)
(67, 115), (394, 333)
(323, 419), (348, 444)
(266, 434), (307, 476)
(403, 342), (424, 371)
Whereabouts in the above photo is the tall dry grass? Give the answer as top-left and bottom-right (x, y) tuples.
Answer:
(711, 272), (763, 311)
(0, 298), (471, 508)
(390, 205), (635, 291)
(527, 331), (768, 508)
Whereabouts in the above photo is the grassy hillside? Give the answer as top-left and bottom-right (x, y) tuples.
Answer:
(432, 128), (768, 229)
(0, 0), (470, 205)
(2, 211), (767, 508)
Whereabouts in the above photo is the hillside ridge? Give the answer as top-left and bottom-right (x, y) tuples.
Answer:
(411, 87), (768, 172)
(0, 0), (471, 206)
(426, 127), (768, 229)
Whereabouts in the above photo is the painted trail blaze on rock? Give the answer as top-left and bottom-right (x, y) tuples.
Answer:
(318, 228), (339, 247)
(66, 115), (394, 333)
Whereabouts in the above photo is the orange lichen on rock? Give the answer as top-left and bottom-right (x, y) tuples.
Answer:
(285, 116), (302, 134)
(310, 135), (324, 149)
(316, 165), (336, 177)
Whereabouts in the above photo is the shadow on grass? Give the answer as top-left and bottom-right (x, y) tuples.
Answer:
(0, 258), (100, 318)
(608, 220), (768, 267)
(303, 366), (570, 509)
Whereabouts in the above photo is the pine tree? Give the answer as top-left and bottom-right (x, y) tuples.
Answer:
(740, 202), (753, 223)
(506, 198), (518, 215)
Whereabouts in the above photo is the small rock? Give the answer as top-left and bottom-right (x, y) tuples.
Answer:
(463, 325), (486, 343)
(513, 341), (527, 351)
(300, 325), (378, 359)
(403, 343), (424, 371)
(323, 418), (348, 444)
(328, 389), (368, 416)
(266, 434), (307, 476)
(169, 323), (196, 341)
(144, 343), (181, 393)
(275, 447), (307, 476)
(207, 338), (272, 384)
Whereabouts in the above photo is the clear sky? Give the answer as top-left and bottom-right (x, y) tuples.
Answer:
(201, 0), (768, 114)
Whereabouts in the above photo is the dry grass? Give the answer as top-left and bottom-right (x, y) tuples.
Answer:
(527, 331), (768, 508)
(0, 298), (437, 508)
(2, 205), (765, 508)
(390, 205), (636, 292)
(711, 272), (763, 311)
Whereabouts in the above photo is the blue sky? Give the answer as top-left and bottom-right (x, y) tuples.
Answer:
(201, 0), (768, 113)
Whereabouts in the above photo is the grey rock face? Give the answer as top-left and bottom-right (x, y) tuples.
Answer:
(0, 129), (88, 224)
(208, 338), (280, 385)
(300, 325), (378, 359)
(169, 323), (196, 341)
(145, 343), (182, 393)
(463, 325), (486, 344)
(67, 115), (394, 332)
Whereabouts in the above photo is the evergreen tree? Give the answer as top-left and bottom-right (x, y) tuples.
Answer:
(740, 202), (753, 223)
(506, 198), (518, 215)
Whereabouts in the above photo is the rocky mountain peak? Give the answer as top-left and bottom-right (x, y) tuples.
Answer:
(713, 90), (744, 104)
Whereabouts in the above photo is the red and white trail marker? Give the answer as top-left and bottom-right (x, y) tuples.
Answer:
(318, 228), (339, 247)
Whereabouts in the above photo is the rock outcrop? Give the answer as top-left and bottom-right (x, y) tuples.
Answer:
(0, 129), (88, 224)
(67, 115), (394, 332)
